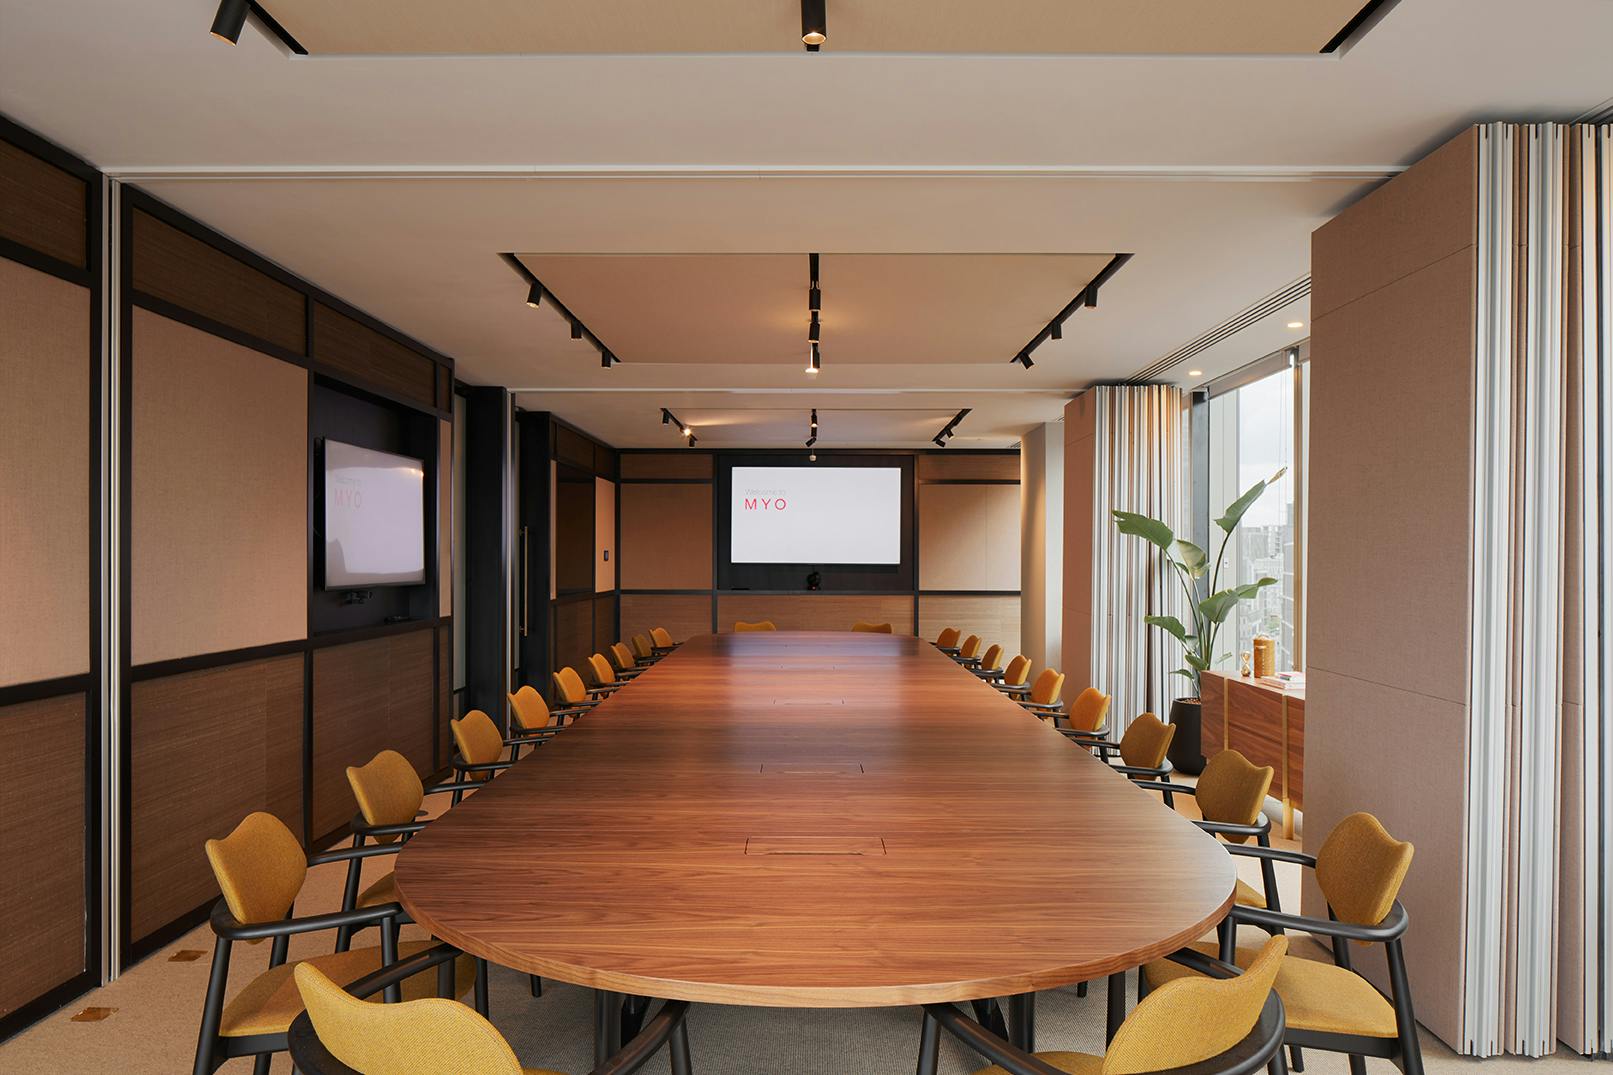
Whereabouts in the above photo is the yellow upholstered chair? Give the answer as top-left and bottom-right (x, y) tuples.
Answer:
(649, 626), (678, 652)
(951, 634), (983, 666)
(586, 652), (628, 693)
(1007, 668), (1065, 719)
(970, 643), (1005, 680)
(916, 936), (1288, 1075)
(632, 633), (659, 663)
(1144, 813), (1423, 1075)
(509, 683), (587, 734)
(449, 710), (522, 803)
(290, 950), (693, 1075)
(192, 812), (472, 1075)
(933, 627), (962, 651)
(554, 665), (606, 709)
(610, 641), (648, 679)
(733, 620), (777, 632)
(1057, 687), (1112, 737)
(994, 654), (1032, 691)
(1076, 713), (1176, 798)
(851, 621), (894, 633)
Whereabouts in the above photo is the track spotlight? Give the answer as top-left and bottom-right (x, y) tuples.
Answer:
(210, 0), (249, 43)
(933, 436), (946, 448)
(809, 284), (821, 313)
(571, 320), (583, 340)
(1050, 319), (1062, 341)
(806, 342), (821, 375)
(933, 408), (971, 447)
(805, 254), (823, 373)
(810, 408), (818, 430)
(1084, 288), (1097, 308)
(1016, 351), (1034, 369)
(600, 351), (615, 369)
(809, 312), (821, 346)
(801, 0), (826, 50)
(681, 425), (692, 437)
(525, 282), (543, 309)
(661, 409), (672, 425)
(687, 433), (698, 447)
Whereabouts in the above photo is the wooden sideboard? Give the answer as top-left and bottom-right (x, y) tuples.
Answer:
(1201, 670), (1304, 837)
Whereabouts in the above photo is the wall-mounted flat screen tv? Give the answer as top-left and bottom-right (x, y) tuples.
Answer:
(729, 465), (902, 565)
(322, 439), (426, 588)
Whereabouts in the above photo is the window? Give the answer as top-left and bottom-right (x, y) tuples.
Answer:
(1205, 350), (1308, 673)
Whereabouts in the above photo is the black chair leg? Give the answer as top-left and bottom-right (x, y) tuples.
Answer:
(916, 1009), (941, 1075)
(670, 1016), (693, 1075)
(1267, 1039), (1290, 1075)
(620, 994), (649, 1040)
(1076, 980), (1088, 998)
(529, 974), (543, 997)
(1105, 971), (1126, 1045)
(1288, 1046), (1305, 1071)
(1348, 1056), (1367, 1075)
(1008, 992), (1035, 1052)
(473, 958), (490, 1017)
(252, 1054), (272, 1075)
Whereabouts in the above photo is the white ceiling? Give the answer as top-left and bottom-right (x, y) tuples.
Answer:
(2, 0), (1609, 447)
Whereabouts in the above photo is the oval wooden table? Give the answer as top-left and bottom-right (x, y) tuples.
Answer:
(395, 631), (1233, 1055)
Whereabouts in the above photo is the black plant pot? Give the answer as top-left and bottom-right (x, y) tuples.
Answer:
(1166, 697), (1206, 776)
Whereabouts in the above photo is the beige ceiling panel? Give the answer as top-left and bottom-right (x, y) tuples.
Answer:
(264, 0), (1372, 56)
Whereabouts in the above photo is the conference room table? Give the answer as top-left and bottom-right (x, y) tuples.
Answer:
(394, 631), (1234, 1059)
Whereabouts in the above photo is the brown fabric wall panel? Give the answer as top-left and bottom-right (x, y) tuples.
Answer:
(0, 260), (90, 687)
(917, 453), (1020, 482)
(129, 658), (302, 943)
(619, 484), (713, 589)
(131, 210), (306, 354)
(550, 599), (594, 687)
(311, 302), (437, 409)
(619, 453), (714, 480)
(311, 630), (435, 838)
(1310, 128), (1477, 320)
(619, 593), (712, 645)
(439, 418), (452, 617)
(0, 139), (87, 269)
(917, 483), (1021, 591)
(719, 593), (915, 634)
(554, 476), (596, 593)
(554, 425), (595, 469)
(1062, 394), (1097, 688)
(918, 594), (1021, 660)
(593, 594), (617, 654)
(131, 309), (308, 666)
(0, 693), (86, 1017)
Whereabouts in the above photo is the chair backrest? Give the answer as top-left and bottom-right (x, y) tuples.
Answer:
(733, 620), (777, 632)
(1066, 687), (1111, 732)
(204, 811), (306, 926)
(958, 634), (981, 659)
(935, 627), (961, 649)
(650, 627), (674, 648)
(610, 642), (638, 671)
(632, 633), (656, 660)
(507, 685), (554, 732)
(1195, 749), (1274, 843)
(553, 666), (590, 705)
(587, 652), (618, 686)
(1118, 713), (1175, 769)
(1001, 655), (1032, 687)
(851, 621), (893, 633)
(977, 644), (1003, 673)
(450, 710), (504, 776)
(1103, 936), (1288, 1075)
(1315, 812), (1414, 927)
(346, 750), (425, 843)
(295, 963), (522, 1075)
(1029, 667), (1065, 706)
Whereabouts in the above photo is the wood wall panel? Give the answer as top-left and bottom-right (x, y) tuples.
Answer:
(311, 302), (436, 410)
(439, 418), (453, 617)
(0, 260), (90, 687)
(551, 599), (595, 690)
(918, 483), (1021, 591)
(593, 594), (617, 655)
(131, 210), (306, 354)
(131, 309), (308, 666)
(311, 630), (435, 838)
(619, 593), (713, 645)
(917, 453), (1019, 482)
(0, 693), (86, 1017)
(919, 594), (1021, 659)
(554, 425), (595, 469)
(595, 477), (616, 593)
(0, 139), (87, 269)
(437, 624), (451, 768)
(129, 658), (302, 942)
(619, 453), (714, 480)
(620, 484), (714, 589)
(718, 593), (915, 634)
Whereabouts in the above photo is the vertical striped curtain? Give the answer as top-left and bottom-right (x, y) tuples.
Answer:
(1462, 122), (1612, 1058)
(1089, 385), (1187, 734)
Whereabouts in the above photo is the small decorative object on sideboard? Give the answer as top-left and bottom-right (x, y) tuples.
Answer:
(1252, 636), (1276, 678)
(1239, 650), (1253, 677)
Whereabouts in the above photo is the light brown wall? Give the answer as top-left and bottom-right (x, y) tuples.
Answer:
(619, 483), (713, 589)
(131, 309), (308, 666)
(1304, 126), (1477, 1044)
(0, 693), (86, 1016)
(596, 477), (616, 592)
(919, 594), (1021, 659)
(620, 593), (713, 644)
(0, 259), (90, 687)
(918, 483), (1020, 591)
(718, 593), (915, 634)
(129, 657), (303, 942)
(1062, 393), (1097, 689)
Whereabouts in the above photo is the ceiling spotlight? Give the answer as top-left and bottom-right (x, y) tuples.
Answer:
(1016, 351), (1035, 369)
(600, 351), (615, 369)
(1287, 321), (1304, 329)
(525, 282), (543, 309)
(801, 0), (826, 50)
(210, 0), (249, 43)
(933, 436), (946, 448)
(1188, 369), (1203, 377)
(809, 452), (817, 462)
(661, 409), (672, 425)
(1083, 288), (1097, 309)
(571, 320), (583, 340)
(687, 434), (698, 447)
(808, 312), (821, 346)
(806, 342), (821, 375)
(809, 284), (821, 313)
(1050, 320), (1062, 341)
(810, 408), (818, 430)
(681, 425), (692, 437)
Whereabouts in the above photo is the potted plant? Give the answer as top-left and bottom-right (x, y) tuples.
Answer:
(1112, 467), (1285, 774)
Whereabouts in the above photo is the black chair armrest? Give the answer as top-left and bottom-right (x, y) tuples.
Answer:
(1223, 844), (1317, 868)
(424, 778), (494, 796)
(308, 842), (406, 868)
(344, 815), (429, 842)
(451, 755), (515, 775)
(209, 897), (400, 942)
(1231, 901), (1409, 943)
(1194, 816), (1271, 839)
(1112, 763), (1172, 778)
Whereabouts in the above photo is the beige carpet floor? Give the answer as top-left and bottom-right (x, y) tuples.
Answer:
(0, 785), (1593, 1074)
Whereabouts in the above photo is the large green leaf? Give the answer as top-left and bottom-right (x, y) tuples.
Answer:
(1169, 669), (1197, 680)
(1144, 615), (1190, 644)
(1112, 510), (1174, 551)
(1234, 577), (1278, 599)
(1184, 652), (1210, 671)
(1198, 589), (1243, 624)
(1173, 539), (1208, 578)
(1214, 467), (1288, 534)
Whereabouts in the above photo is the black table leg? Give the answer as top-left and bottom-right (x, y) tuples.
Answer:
(1008, 992), (1036, 1052)
(593, 989), (621, 1065)
(1106, 971), (1127, 1044)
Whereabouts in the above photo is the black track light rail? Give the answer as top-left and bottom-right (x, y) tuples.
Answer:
(500, 253), (621, 369)
(806, 407), (818, 448)
(661, 408), (698, 447)
(1008, 252), (1133, 369)
(932, 408), (972, 447)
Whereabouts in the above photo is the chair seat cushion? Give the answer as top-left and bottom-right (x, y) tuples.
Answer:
(221, 940), (472, 1037)
(357, 871), (398, 909)
(1144, 942), (1398, 1038)
(975, 1051), (1102, 1075)
(1234, 878), (1267, 908)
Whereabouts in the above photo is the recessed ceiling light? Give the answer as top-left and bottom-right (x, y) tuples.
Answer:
(1287, 321), (1304, 329)
(1187, 369), (1203, 377)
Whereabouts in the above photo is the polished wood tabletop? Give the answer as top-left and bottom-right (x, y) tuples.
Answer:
(395, 632), (1234, 1007)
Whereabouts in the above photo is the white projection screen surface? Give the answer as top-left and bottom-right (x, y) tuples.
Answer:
(730, 466), (902, 564)
(323, 439), (426, 588)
